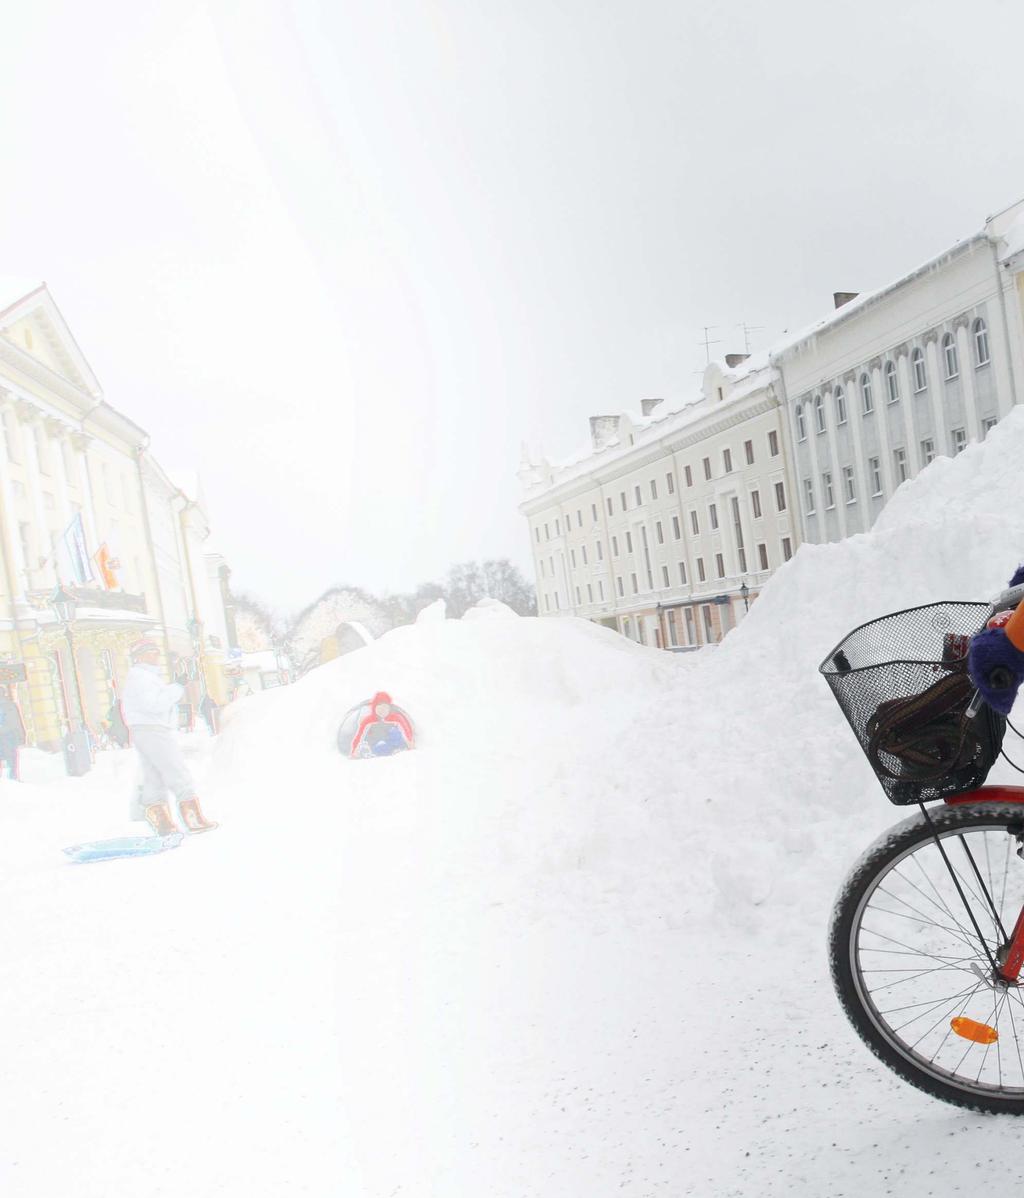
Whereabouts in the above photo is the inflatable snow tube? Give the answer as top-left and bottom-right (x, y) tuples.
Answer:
(337, 691), (415, 759)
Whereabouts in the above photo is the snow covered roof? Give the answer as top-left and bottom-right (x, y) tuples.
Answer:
(0, 277), (45, 321)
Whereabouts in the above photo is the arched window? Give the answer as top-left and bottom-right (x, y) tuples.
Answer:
(912, 348), (927, 392)
(860, 373), (873, 414)
(974, 318), (990, 366)
(943, 333), (959, 379)
(796, 405), (806, 440)
(885, 360), (899, 403)
(834, 386), (847, 424)
(814, 394), (825, 433)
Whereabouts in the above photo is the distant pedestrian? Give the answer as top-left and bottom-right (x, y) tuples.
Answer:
(121, 640), (216, 834)
(0, 685), (26, 781)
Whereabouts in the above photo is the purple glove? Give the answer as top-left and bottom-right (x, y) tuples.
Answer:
(968, 626), (1024, 715)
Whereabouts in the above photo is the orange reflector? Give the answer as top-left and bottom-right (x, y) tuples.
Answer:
(951, 1017), (999, 1045)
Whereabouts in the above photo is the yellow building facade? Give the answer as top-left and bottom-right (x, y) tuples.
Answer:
(0, 282), (231, 750)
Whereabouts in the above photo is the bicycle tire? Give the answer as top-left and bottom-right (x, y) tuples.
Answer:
(830, 803), (1024, 1113)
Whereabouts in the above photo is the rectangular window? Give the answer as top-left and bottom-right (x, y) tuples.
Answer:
(709, 503), (718, 530)
(751, 490), (762, 519)
(596, 541), (603, 561)
(631, 572), (638, 594)
(612, 535), (619, 556)
(869, 456), (882, 496)
(570, 549), (576, 568)
(555, 519), (560, 535)
(634, 484), (642, 506)
(672, 515), (681, 540)
(620, 491), (627, 511)
(744, 439), (754, 465)
(545, 594), (551, 611)
(702, 605), (715, 643)
(576, 509), (582, 527)
(678, 561), (687, 585)
(782, 537), (793, 561)
(684, 464), (693, 487)
(983, 416), (998, 438)
(758, 543), (769, 571)
(843, 465), (856, 503)
(703, 457), (712, 480)
(690, 510), (699, 535)
(697, 557), (706, 582)
(625, 530), (633, 553)
(581, 546), (588, 565)
(722, 448), (732, 473)
(555, 592), (560, 611)
(591, 503), (598, 522)
(666, 472), (675, 495)
(894, 446), (908, 483)
(617, 576), (624, 597)
(737, 546), (747, 573)
(715, 553), (725, 579)
(656, 521), (664, 544)
(804, 478), (816, 514)
(598, 580), (604, 600)
(607, 497), (613, 516)
(668, 610), (679, 647)
(661, 565), (670, 587)
(544, 523), (549, 540)
(575, 586), (581, 604)
(587, 583), (593, 602)
(774, 481), (786, 512)
(953, 427), (967, 454)
(921, 438), (935, 464)
(535, 527), (540, 543)
(768, 430), (779, 456)
(685, 608), (696, 645)
(823, 471), (834, 509)
(731, 497), (744, 556)
(650, 479), (658, 500)
(540, 559), (546, 578)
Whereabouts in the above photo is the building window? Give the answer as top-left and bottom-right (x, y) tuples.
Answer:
(768, 430), (779, 456)
(576, 509), (583, 528)
(843, 465), (855, 504)
(684, 464), (693, 487)
(860, 373), (873, 414)
(835, 387), (847, 425)
(661, 565), (670, 587)
(617, 576), (624, 596)
(666, 472), (675, 495)
(697, 557), (706, 582)
(678, 561), (687, 585)
(612, 535), (619, 556)
(814, 394), (825, 433)
(691, 510), (699, 535)
(703, 456), (712, 480)
(774, 481), (786, 512)
(672, 515), (681, 540)
(983, 416), (998, 437)
(668, 610), (679, 647)
(823, 471), (834, 509)
(534, 527), (540, 543)
(539, 558), (546, 579)
(758, 543), (769, 571)
(750, 490), (761, 519)
(885, 360), (899, 403)
(737, 546), (747, 573)
(620, 491), (627, 512)
(804, 479), (816, 514)
(544, 594), (550, 612)
(570, 548), (576, 568)
(596, 541), (603, 561)
(598, 579), (604, 600)
(634, 484), (641, 506)
(702, 605), (715, 643)
(912, 348), (927, 392)
(581, 545), (588, 565)
(575, 586), (581, 605)
(587, 583), (593, 602)
(722, 447), (733, 473)
(744, 439), (754, 465)
(709, 503), (718, 530)
(607, 497), (613, 516)
(625, 530), (633, 553)
(591, 503), (598, 521)
(974, 318), (990, 367)
(952, 427), (967, 454)
(782, 537), (793, 561)
(921, 438), (935, 464)
(796, 405), (807, 441)
(869, 456), (882, 496)
(544, 523), (550, 540)
(555, 518), (560, 535)
(943, 333), (959, 379)
(631, 572), (639, 594)
(656, 521), (664, 544)
(894, 446), (908, 483)
(650, 479), (658, 500)
(715, 553), (725, 579)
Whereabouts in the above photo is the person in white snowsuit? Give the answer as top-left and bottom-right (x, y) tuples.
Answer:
(122, 640), (216, 834)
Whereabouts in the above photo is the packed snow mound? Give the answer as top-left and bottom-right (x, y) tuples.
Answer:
(463, 596), (517, 620)
(215, 409), (1024, 928)
(415, 597), (446, 623)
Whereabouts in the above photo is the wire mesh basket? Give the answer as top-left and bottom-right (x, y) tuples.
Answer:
(820, 602), (1006, 805)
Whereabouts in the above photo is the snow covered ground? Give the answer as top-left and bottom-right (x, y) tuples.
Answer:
(4, 412), (1024, 1196)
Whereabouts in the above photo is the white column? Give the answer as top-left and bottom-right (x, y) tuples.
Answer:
(895, 348), (920, 475)
(73, 438), (102, 567)
(0, 393), (27, 583)
(842, 373), (870, 533)
(870, 361), (895, 496)
(956, 320), (981, 442)
(923, 334), (949, 457)
(15, 402), (48, 589)
(822, 387), (847, 539)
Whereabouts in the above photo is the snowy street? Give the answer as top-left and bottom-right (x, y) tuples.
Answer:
(4, 415), (1024, 1195)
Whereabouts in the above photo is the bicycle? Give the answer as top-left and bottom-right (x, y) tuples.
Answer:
(821, 583), (1024, 1112)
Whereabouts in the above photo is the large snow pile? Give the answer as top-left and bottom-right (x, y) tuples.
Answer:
(4, 409), (1024, 1198)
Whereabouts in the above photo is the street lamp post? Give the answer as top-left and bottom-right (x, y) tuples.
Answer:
(50, 582), (86, 730)
(739, 580), (750, 613)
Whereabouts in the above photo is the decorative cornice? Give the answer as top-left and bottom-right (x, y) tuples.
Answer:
(894, 344), (909, 359)
(923, 328), (939, 345)
(14, 399), (39, 424)
(44, 416), (68, 440)
(868, 356), (882, 371)
(69, 430), (91, 452)
(953, 313), (971, 332)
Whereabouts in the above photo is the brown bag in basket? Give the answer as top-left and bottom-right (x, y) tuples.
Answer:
(866, 672), (976, 782)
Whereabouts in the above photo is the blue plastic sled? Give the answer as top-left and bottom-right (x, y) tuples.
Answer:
(63, 832), (184, 864)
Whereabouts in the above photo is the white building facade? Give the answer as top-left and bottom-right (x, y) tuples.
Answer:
(773, 199), (1024, 544)
(519, 362), (800, 648)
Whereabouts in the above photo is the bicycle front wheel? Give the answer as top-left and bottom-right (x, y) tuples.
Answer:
(830, 803), (1024, 1113)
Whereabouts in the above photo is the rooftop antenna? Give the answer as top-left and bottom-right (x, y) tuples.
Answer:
(736, 322), (765, 354)
(698, 325), (722, 365)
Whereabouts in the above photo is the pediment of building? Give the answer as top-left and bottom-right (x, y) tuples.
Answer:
(0, 281), (102, 398)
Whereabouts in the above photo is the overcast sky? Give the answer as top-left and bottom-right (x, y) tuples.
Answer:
(2, 0), (1023, 613)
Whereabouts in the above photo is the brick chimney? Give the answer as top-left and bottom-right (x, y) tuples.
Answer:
(589, 415), (619, 450)
(640, 398), (664, 416)
(833, 291), (859, 309)
(724, 353), (749, 368)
